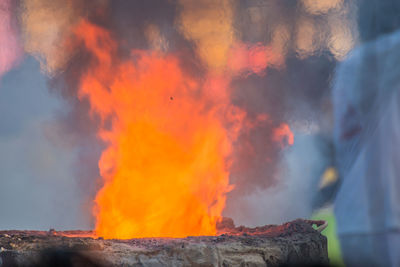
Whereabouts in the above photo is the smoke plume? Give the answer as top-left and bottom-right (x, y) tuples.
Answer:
(0, 0), (357, 231)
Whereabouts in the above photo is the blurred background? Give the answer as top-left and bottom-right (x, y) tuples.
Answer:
(4, 0), (392, 265)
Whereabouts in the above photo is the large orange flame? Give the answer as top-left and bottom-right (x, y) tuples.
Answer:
(73, 21), (244, 238)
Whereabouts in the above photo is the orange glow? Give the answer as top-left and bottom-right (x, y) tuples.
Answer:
(273, 123), (294, 147)
(227, 43), (279, 75)
(73, 21), (243, 238)
(177, 0), (235, 71)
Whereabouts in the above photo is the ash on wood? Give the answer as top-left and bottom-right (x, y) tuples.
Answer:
(0, 219), (328, 267)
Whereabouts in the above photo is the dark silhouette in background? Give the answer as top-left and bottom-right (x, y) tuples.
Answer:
(331, 0), (400, 266)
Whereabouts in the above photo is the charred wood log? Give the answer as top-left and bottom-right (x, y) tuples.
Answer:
(0, 219), (328, 266)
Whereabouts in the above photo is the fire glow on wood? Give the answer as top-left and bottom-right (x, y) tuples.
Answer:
(70, 20), (293, 239)
(0, 220), (328, 266)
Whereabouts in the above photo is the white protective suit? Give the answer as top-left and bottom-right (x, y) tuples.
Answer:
(333, 29), (400, 266)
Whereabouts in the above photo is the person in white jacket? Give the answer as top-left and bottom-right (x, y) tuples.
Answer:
(332, 1), (400, 266)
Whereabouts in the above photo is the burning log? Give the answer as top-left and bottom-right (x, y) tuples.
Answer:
(0, 219), (328, 266)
